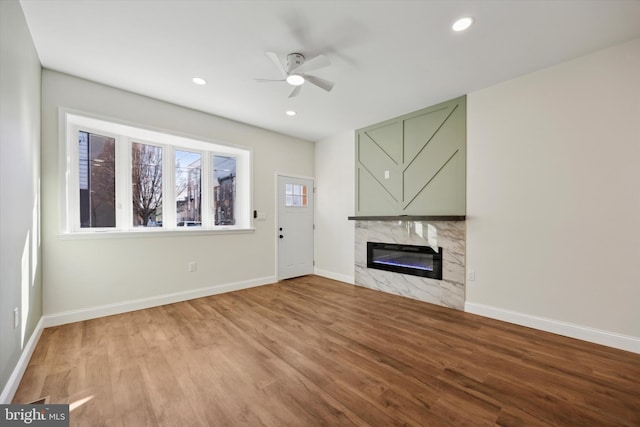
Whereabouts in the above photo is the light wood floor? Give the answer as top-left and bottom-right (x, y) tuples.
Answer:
(14, 275), (640, 426)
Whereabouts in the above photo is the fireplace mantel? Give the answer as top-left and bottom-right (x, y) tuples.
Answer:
(348, 215), (465, 221)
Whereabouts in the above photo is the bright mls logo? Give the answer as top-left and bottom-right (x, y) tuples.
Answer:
(1, 405), (69, 426)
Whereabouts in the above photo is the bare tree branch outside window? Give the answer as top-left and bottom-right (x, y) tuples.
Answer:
(132, 142), (163, 226)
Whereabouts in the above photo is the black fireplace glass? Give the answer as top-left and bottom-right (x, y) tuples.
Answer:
(367, 242), (443, 280)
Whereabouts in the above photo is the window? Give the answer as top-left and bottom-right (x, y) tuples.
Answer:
(132, 142), (163, 227)
(63, 112), (252, 234)
(79, 131), (116, 227)
(214, 155), (236, 225)
(175, 150), (202, 227)
(285, 183), (307, 207)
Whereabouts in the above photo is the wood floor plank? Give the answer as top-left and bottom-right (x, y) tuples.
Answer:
(12, 275), (640, 426)
(232, 289), (448, 415)
(208, 294), (408, 426)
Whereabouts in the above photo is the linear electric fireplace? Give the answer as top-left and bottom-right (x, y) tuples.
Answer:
(367, 242), (443, 280)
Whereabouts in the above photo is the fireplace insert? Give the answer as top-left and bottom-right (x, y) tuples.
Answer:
(367, 242), (443, 280)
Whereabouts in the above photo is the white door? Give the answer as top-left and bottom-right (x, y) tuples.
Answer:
(277, 175), (314, 280)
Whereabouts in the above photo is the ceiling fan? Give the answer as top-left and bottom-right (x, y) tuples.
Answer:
(256, 52), (335, 98)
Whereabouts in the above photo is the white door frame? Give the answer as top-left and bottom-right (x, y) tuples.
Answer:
(275, 172), (315, 280)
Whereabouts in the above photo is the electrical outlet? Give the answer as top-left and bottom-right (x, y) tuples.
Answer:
(384, 170), (390, 179)
(14, 308), (19, 328)
(468, 271), (476, 281)
(188, 261), (197, 272)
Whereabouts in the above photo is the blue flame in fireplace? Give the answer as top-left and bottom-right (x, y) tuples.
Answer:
(373, 258), (434, 271)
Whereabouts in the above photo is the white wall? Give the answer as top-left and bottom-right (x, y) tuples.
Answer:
(466, 38), (640, 344)
(0, 0), (42, 398)
(41, 70), (314, 318)
(314, 131), (355, 283)
(314, 39), (640, 351)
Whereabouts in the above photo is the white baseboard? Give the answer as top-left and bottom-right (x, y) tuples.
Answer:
(42, 276), (276, 328)
(465, 301), (640, 354)
(314, 268), (354, 285)
(0, 317), (45, 404)
(2, 276), (275, 404)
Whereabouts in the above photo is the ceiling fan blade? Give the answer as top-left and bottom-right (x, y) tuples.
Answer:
(291, 54), (330, 74)
(265, 51), (288, 78)
(255, 78), (285, 83)
(303, 74), (335, 92)
(289, 85), (302, 98)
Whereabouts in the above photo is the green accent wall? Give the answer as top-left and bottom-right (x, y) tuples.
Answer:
(355, 96), (466, 216)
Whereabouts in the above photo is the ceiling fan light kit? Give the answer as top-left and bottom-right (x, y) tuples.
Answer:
(256, 51), (335, 98)
(452, 17), (474, 32)
(286, 74), (305, 86)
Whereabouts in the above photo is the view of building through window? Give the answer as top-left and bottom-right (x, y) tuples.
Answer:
(214, 155), (236, 225)
(176, 150), (202, 226)
(79, 131), (116, 228)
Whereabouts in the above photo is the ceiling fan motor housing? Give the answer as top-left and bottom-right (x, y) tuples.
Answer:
(286, 53), (305, 71)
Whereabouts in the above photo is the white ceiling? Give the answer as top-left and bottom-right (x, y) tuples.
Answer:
(19, 0), (640, 142)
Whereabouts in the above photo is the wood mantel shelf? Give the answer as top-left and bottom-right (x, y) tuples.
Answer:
(347, 215), (466, 221)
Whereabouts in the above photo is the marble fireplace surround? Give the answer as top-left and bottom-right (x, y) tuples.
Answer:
(351, 217), (466, 310)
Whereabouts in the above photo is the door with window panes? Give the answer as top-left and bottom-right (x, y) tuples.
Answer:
(277, 175), (314, 280)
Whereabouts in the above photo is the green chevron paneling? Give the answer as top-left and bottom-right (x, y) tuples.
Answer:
(403, 105), (453, 162)
(355, 96), (466, 216)
(357, 125), (402, 201)
(356, 166), (398, 214)
(403, 150), (465, 215)
(363, 121), (402, 164)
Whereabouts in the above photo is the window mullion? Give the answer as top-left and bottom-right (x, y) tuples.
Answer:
(117, 137), (132, 230)
(201, 151), (211, 228)
(164, 145), (176, 229)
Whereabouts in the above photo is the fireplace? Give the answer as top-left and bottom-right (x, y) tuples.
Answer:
(367, 242), (443, 280)
(356, 221), (464, 309)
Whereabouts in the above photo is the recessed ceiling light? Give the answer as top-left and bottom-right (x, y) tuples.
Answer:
(286, 110), (297, 116)
(286, 74), (305, 86)
(192, 77), (207, 85)
(452, 17), (474, 32)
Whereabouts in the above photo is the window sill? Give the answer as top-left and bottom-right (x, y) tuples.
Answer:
(58, 227), (256, 240)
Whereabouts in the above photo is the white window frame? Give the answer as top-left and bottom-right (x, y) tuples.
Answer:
(59, 109), (253, 237)
(68, 125), (123, 231)
(128, 138), (165, 229)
